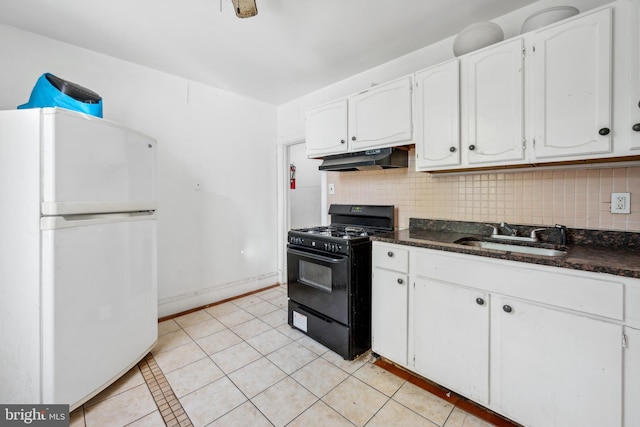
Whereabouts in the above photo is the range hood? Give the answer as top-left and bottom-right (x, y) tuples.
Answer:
(319, 147), (408, 172)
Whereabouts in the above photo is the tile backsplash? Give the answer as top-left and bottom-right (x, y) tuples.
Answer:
(327, 148), (640, 232)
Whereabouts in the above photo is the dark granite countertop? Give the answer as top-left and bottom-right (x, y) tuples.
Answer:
(371, 219), (640, 279)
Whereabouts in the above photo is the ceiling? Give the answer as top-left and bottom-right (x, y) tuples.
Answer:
(0, 0), (539, 105)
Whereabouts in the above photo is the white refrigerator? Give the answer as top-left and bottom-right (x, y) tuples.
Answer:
(0, 108), (158, 410)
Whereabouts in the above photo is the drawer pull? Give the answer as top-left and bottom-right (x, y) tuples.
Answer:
(387, 251), (394, 257)
(397, 278), (404, 285)
(476, 297), (485, 306)
(503, 305), (513, 313)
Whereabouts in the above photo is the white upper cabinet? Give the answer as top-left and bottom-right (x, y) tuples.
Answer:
(529, 8), (613, 161)
(627, 0), (640, 151)
(463, 38), (527, 167)
(349, 76), (413, 151)
(305, 76), (413, 158)
(415, 1), (639, 172)
(307, 1), (639, 169)
(415, 60), (461, 171)
(305, 99), (348, 158)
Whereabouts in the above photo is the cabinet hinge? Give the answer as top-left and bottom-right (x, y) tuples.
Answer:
(623, 334), (628, 348)
(522, 139), (526, 149)
(532, 138), (536, 148)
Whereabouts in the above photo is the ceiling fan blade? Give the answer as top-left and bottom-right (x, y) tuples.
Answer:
(231, 0), (258, 18)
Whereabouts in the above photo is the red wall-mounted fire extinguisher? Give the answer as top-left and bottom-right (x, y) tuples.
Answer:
(290, 164), (296, 190)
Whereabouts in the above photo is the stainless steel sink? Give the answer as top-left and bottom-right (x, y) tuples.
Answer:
(456, 240), (568, 257)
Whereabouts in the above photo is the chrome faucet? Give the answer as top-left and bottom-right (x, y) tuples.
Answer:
(484, 224), (498, 236)
(500, 222), (517, 236)
(529, 228), (546, 241)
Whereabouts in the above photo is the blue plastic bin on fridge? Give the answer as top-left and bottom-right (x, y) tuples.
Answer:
(18, 73), (103, 118)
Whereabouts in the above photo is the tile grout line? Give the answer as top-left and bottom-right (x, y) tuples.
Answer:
(138, 352), (193, 427)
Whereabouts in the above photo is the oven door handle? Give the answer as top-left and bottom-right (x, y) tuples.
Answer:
(287, 247), (346, 264)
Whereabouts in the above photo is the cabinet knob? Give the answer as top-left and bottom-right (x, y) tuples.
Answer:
(340, 139), (346, 144)
(387, 251), (394, 257)
(449, 146), (456, 153)
(598, 127), (610, 136)
(397, 278), (404, 285)
(475, 297), (485, 306)
(503, 305), (513, 313)
(468, 145), (476, 151)
(351, 136), (357, 141)
(633, 124), (640, 132)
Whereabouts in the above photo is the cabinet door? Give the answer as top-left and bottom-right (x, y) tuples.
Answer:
(412, 278), (489, 404)
(625, 327), (640, 427)
(371, 267), (408, 366)
(628, 0), (640, 151)
(305, 99), (348, 158)
(349, 76), (413, 151)
(491, 296), (622, 427)
(529, 8), (612, 161)
(415, 60), (461, 171)
(464, 38), (526, 166)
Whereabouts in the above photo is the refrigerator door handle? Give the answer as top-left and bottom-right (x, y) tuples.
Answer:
(40, 211), (157, 230)
(42, 201), (157, 216)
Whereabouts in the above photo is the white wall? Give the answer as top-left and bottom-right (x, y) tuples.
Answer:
(0, 24), (278, 316)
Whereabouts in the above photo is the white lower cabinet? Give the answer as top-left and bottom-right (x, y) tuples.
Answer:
(371, 242), (634, 427)
(624, 326), (640, 427)
(371, 243), (409, 366)
(491, 295), (622, 427)
(372, 268), (408, 365)
(411, 278), (489, 404)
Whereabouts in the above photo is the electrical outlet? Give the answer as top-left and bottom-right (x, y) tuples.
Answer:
(328, 183), (335, 195)
(611, 192), (630, 214)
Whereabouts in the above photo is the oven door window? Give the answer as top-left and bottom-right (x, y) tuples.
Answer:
(299, 259), (332, 292)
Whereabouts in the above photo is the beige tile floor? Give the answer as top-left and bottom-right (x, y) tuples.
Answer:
(70, 285), (495, 427)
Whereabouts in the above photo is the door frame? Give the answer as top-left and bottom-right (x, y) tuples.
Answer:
(277, 136), (327, 285)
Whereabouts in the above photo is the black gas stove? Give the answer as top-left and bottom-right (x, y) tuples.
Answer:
(288, 225), (392, 254)
(287, 204), (394, 360)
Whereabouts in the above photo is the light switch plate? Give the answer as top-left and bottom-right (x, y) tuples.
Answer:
(611, 192), (630, 214)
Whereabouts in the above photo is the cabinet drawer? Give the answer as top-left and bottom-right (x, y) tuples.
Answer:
(412, 248), (623, 320)
(373, 243), (409, 273)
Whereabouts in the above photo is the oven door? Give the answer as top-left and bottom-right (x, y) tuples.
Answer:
(287, 245), (349, 325)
